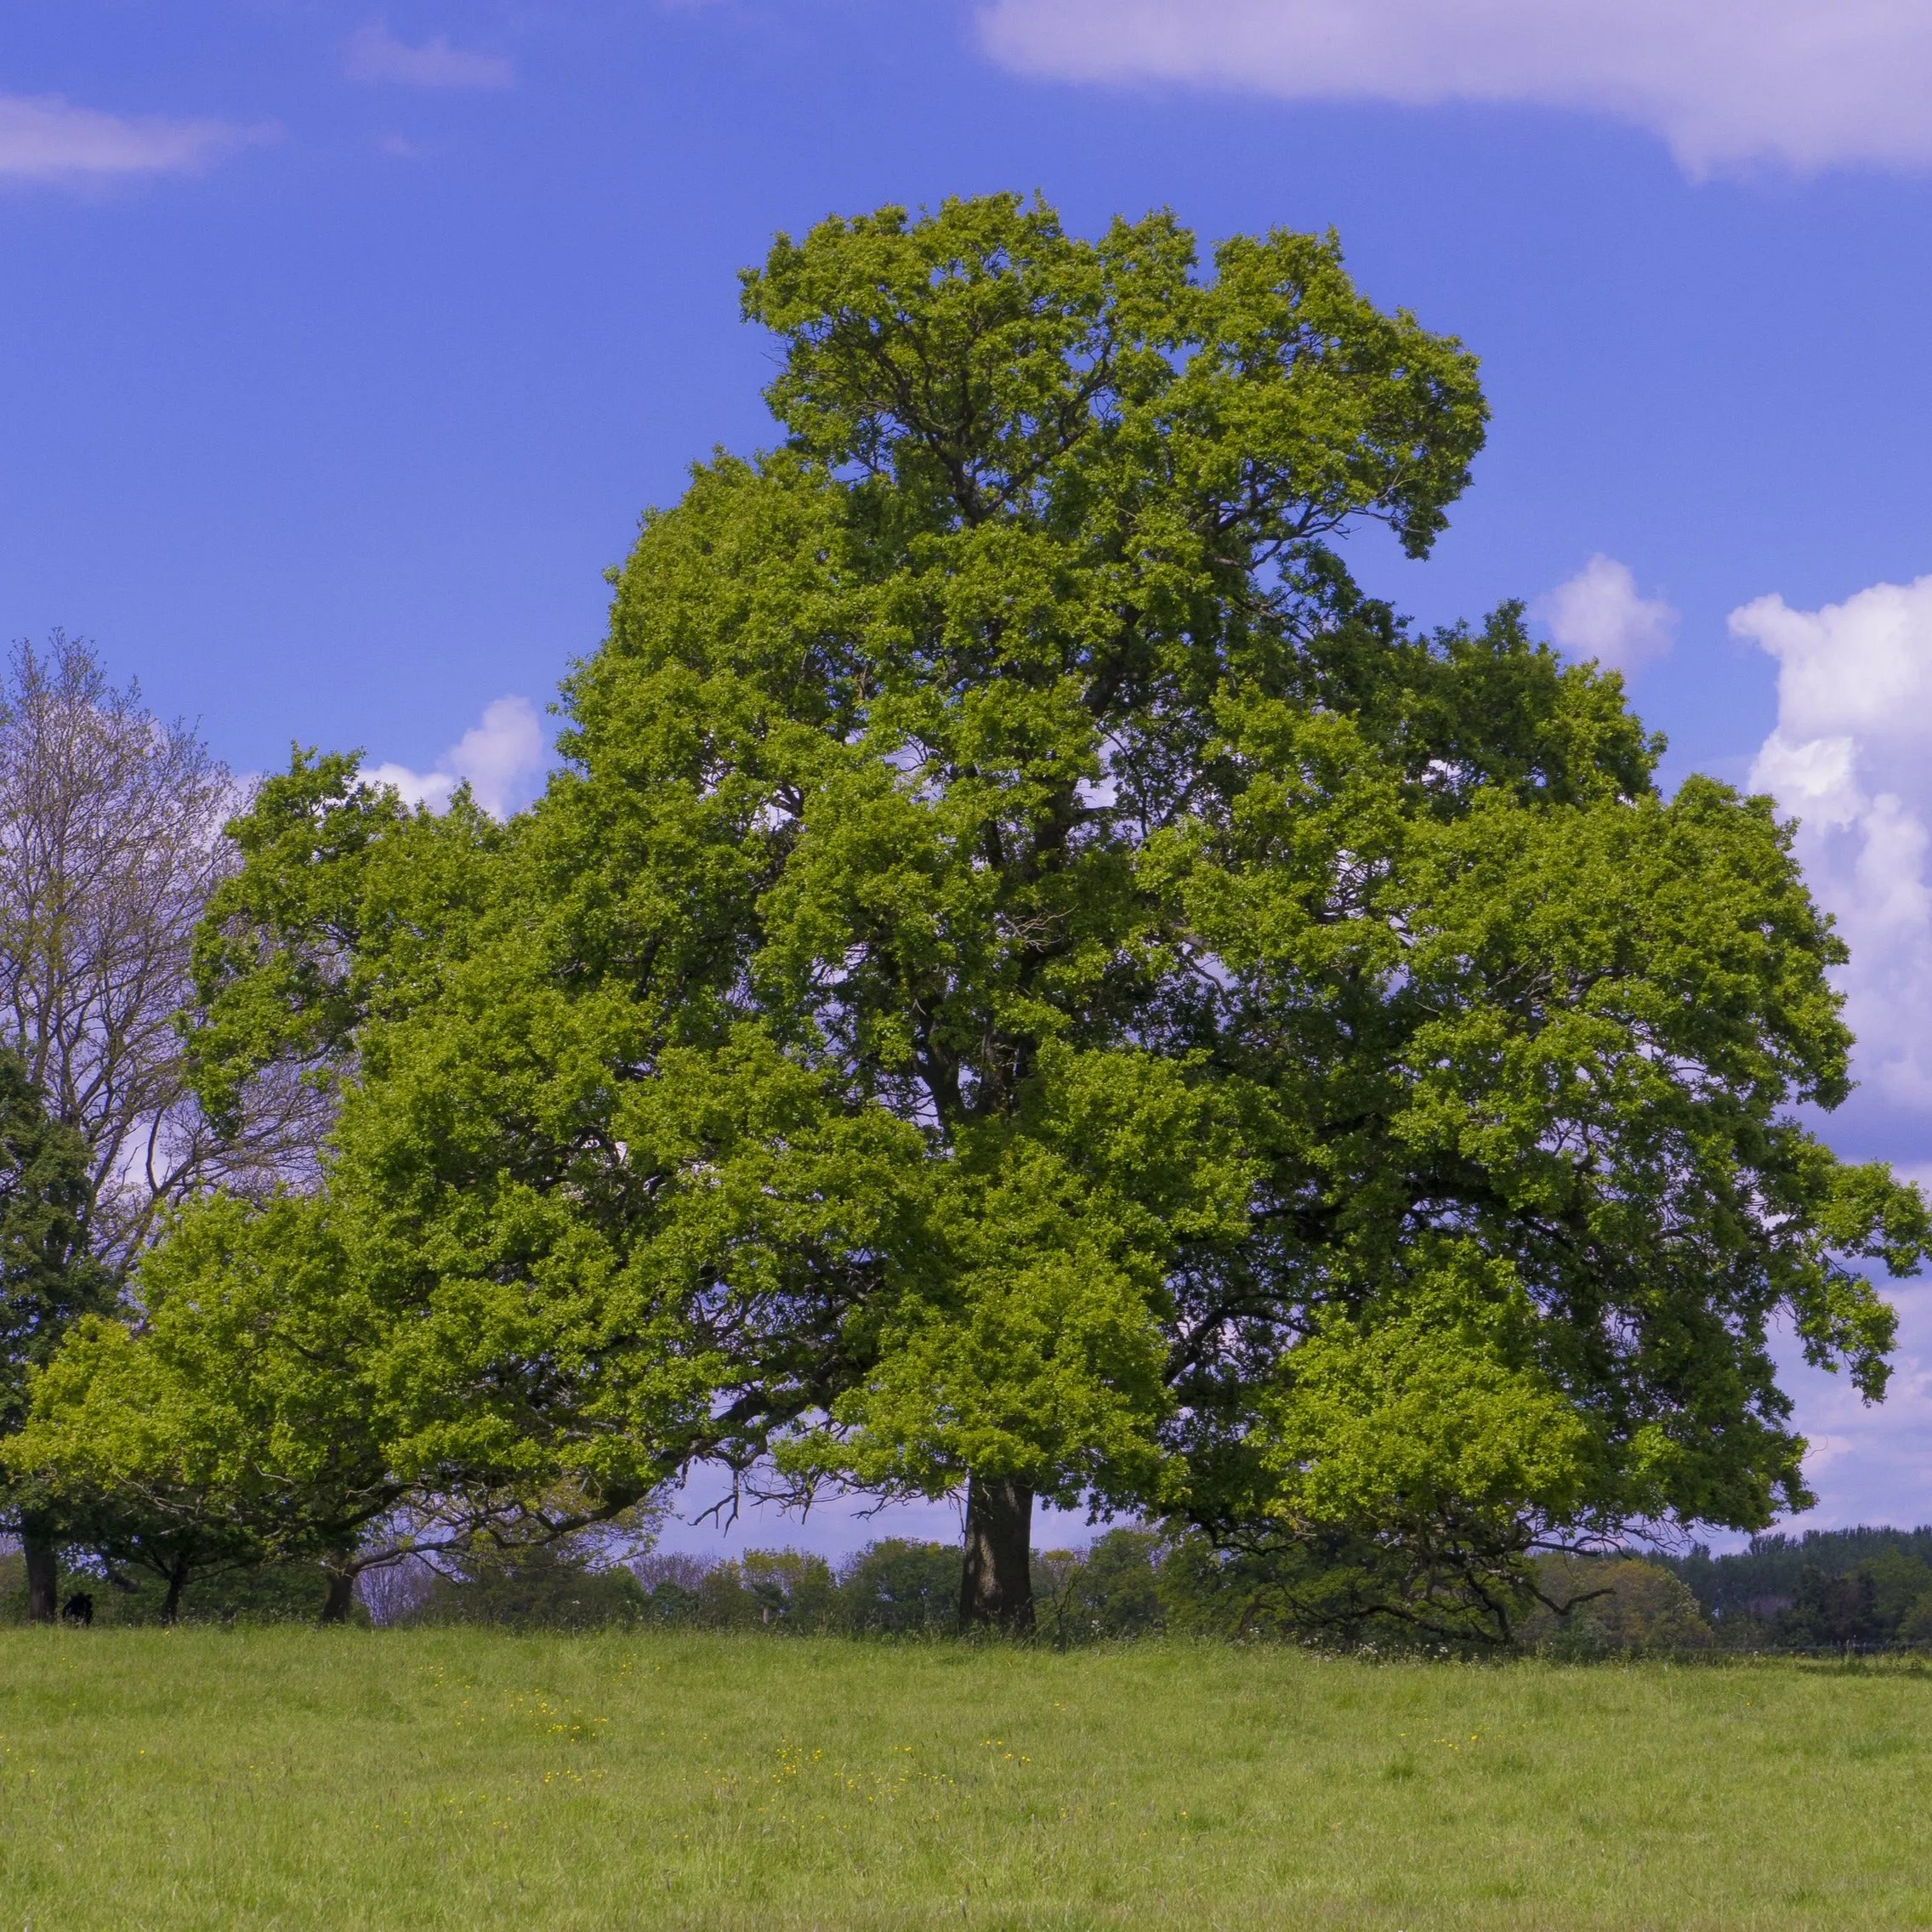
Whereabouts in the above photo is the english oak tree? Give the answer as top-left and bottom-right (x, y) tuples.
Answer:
(174, 194), (1925, 1634)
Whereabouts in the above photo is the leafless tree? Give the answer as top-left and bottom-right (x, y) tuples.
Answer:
(0, 634), (321, 1279)
(0, 635), (326, 1620)
(632, 1550), (717, 1594)
(355, 1553), (438, 1627)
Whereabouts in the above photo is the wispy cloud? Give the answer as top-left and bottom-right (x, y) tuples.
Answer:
(0, 94), (271, 181)
(977, 0), (1932, 176)
(367, 696), (549, 820)
(344, 24), (515, 92)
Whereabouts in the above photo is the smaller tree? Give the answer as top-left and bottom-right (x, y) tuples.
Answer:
(837, 1539), (963, 1634)
(0, 635), (332, 1605)
(6, 1188), (668, 1621)
(1524, 1555), (1713, 1653)
(741, 1548), (839, 1631)
(1862, 1548), (1932, 1633)
(3, 1194), (395, 1621)
(1035, 1527), (1165, 1646)
(0, 636), (318, 1269)
(0, 1047), (111, 1621)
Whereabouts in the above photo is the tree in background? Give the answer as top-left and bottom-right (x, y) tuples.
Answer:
(0, 1048), (111, 1621)
(1667, 1526), (1932, 1642)
(1037, 1527), (1165, 1646)
(1779, 1565), (1884, 1648)
(0, 638), (318, 1259)
(0, 637), (325, 1613)
(1520, 1555), (1712, 1653)
(836, 1540), (964, 1634)
(173, 193), (1927, 1638)
(740, 1548), (841, 1629)
(401, 1538), (648, 1632)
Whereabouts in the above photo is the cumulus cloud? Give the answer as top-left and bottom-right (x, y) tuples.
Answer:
(1732, 574), (1932, 1114)
(1533, 554), (1676, 675)
(976, 0), (1932, 175)
(344, 24), (515, 91)
(366, 695), (548, 820)
(1656, 576), (1932, 1531)
(0, 94), (270, 180)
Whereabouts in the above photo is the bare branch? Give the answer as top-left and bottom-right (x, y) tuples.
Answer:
(0, 634), (324, 1277)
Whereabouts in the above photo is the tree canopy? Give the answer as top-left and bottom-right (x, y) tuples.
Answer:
(28, 192), (1924, 1638)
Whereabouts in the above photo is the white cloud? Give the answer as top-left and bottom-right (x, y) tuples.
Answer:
(344, 25), (515, 92)
(0, 94), (270, 180)
(1732, 575), (1932, 1113)
(1534, 554), (1676, 675)
(367, 696), (548, 820)
(976, 0), (1932, 175)
(1708, 577), (1932, 1536)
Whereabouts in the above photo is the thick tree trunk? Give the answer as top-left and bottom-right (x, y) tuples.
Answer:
(161, 1560), (189, 1626)
(320, 1565), (357, 1626)
(959, 1475), (1034, 1634)
(22, 1519), (59, 1626)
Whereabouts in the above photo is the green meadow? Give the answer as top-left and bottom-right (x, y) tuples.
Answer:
(1, 1632), (1927, 1929)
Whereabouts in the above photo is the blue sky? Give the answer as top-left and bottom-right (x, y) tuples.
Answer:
(10, 0), (1932, 1554)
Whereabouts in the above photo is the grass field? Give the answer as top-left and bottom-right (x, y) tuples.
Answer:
(1, 1631), (1927, 1929)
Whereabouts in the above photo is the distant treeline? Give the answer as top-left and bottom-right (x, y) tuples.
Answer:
(0, 1530), (1717, 1651)
(0, 1531), (1168, 1641)
(1662, 1526), (1932, 1648)
(4, 1527), (1412, 1642)
(16, 1526), (1932, 1651)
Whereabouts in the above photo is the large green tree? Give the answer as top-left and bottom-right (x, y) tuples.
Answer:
(179, 193), (1924, 1635)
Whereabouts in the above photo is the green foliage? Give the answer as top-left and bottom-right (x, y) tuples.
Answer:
(1152, 1525), (1510, 1645)
(631, 1548), (845, 1632)
(185, 752), (501, 1139)
(835, 1538), (963, 1634)
(1777, 1565), (1884, 1648)
(1668, 1527), (1932, 1647)
(1861, 1547), (1932, 1627)
(2, 1193), (397, 1608)
(629, 1541), (961, 1635)
(740, 1548), (841, 1630)
(0, 1048), (111, 1471)
(634, 1531), (1210, 1644)
(1259, 1264), (1597, 1551)
(139, 190), (1929, 1639)
(1036, 1526), (1165, 1644)
(743, 196), (1486, 558)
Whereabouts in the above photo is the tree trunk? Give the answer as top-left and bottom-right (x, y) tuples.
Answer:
(320, 1565), (357, 1626)
(960, 1475), (1034, 1634)
(22, 1518), (58, 1626)
(161, 1560), (189, 1625)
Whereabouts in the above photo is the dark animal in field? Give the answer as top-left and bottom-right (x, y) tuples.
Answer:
(61, 1591), (94, 1627)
